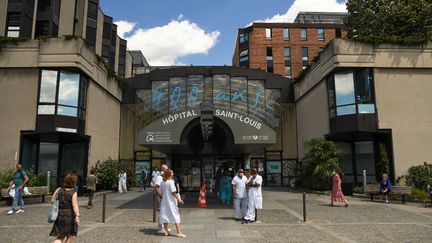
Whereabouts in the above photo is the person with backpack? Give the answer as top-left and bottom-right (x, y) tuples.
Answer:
(7, 163), (29, 215)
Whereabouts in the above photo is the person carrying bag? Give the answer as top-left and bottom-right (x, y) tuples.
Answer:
(48, 189), (60, 223)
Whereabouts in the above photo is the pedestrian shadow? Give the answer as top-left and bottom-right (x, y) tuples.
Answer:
(139, 228), (159, 235)
(218, 216), (235, 220)
(116, 192), (154, 209)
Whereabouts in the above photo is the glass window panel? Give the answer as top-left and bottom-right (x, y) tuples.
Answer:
(301, 28), (307, 40)
(283, 28), (289, 40)
(204, 76), (213, 101)
(61, 142), (85, 177)
(57, 105), (78, 117)
(248, 80), (265, 122)
(58, 71), (79, 107)
(285, 66), (291, 78)
(239, 49), (248, 62)
(335, 142), (354, 183)
(187, 75), (204, 109)
(38, 142), (59, 175)
(327, 75), (335, 108)
(355, 141), (375, 183)
(335, 71), (355, 106)
(213, 75), (230, 110)
(230, 77), (248, 115)
(284, 47), (291, 61)
(302, 47), (308, 61)
(265, 28), (272, 39)
(79, 76), (87, 109)
(169, 77), (186, 114)
(318, 28), (325, 40)
(266, 47), (273, 60)
(39, 70), (58, 103)
(355, 69), (375, 113)
(266, 89), (281, 128)
(152, 81), (169, 117)
(7, 26), (20, 37)
(337, 105), (356, 116)
(21, 137), (38, 171)
(38, 105), (55, 114)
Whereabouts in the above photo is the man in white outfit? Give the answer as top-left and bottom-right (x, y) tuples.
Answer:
(232, 168), (248, 221)
(243, 168), (263, 224)
(154, 164), (169, 234)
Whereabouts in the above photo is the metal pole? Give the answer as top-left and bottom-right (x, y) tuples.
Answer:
(254, 209), (257, 222)
(47, 171), (51, 194)
(102, 193), (106, 223)
(363, 170), (367, 194)
(152, 193), (156, 223)
(303, 192), (306, 222)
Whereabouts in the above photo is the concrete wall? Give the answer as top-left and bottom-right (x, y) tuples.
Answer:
(0, 68), (38, 168)
(281, 103), (298, 159)
(125, 51), (133, 78)
(85, 81), (121, 167)
(375, 68), (432, 178)
(95, 9), (104, 56)
(58, 0), (76, 36)
(295, 81), (330, 159)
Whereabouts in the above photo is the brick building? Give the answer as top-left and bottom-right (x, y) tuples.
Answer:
(232, 12), (347, 79)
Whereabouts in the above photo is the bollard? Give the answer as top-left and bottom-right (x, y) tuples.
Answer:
(102, 193), (106, 223)
(255, 209), (257, 222)
(303, 192), (306, 222)
(363, 170), (367, 194)
(47, 171), (51, 194)
(153, 193), (156, 223)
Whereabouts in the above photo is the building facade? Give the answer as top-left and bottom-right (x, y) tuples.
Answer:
(0, 0), (132, 183)
(232, 12), (346, 79)
(120, 67), (298, 190)
(295, 39), (432, 187)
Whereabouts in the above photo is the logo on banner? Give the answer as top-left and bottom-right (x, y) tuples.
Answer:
(146, 133), (154, 142)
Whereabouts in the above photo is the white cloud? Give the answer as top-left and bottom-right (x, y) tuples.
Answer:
(115, 17), (220, 66)
(253, 0), (347, 24)
(115, 20), (136, 39)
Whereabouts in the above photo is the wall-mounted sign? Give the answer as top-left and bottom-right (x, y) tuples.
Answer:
(267, 161), (281, 173)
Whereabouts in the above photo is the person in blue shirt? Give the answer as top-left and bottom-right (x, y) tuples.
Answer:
(379, 173), (392, 203)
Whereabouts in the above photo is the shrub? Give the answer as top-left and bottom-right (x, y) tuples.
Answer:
(407, 188), (429, 202)
(0, 168), (14, 188)
(405, 162), (432, 190)
(352, 186), (364, 194)
(298, 138), (342, 190)
(95, 158), (119, 191)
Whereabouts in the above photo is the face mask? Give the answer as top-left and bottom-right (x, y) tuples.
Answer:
(239, 173), (244, 177)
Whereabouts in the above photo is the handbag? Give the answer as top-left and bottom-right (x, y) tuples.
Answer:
(48, 189), (61, 223)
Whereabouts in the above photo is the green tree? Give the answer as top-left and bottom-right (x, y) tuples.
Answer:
(378, 143), (390, 176)
(344, 0), (432, 44)
(95, 158), (118, 191)
(298, 138), (342, 190)
(405, 162), (432, 190)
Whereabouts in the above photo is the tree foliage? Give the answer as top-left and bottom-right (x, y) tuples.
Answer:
(344, 0), (432, 44)
(377, 143), (390, 177)
(405, 162), (432, 190)
(95, 158), (119, 191)
(298, 138), (342, 190)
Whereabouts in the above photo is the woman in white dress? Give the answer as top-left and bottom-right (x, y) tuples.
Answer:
(118, 170), (127, 193)
(160, 169), (186, 237)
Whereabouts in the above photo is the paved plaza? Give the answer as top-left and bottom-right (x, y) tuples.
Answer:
(0, 188), (431, 243)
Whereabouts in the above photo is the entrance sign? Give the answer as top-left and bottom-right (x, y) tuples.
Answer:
(267, 161), (282, 173)
(138, 108), (276, 145)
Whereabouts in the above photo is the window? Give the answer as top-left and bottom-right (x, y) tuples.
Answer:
(266, 47), (273, 61)
(267, 65), (273, 73)
(37, 0), (51, 12)
(283, 28), (289, 40)
(38, 69), (88, 118)
(335, 28), (342, 38)
(86, 26), (96, 47)
(285, 66), (292, 78)
(302, 47), (308, 66)
(318, 28), (325, 40)
(239, 49), (248, 62)
(87, 1), (98, 20)
(284, 47), (291, 64)
(301, 28), (307, 40)
(265, 28), (272, 39)
(7, 26), (20, 37)
(103, 22), (111, 39)
(239, 32), (249, 43)
(102, 45), (110, 63)
(35, 21), (49, 37)
(328, 69), (375, 117)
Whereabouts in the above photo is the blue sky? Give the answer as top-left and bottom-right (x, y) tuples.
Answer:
(100, 0), (346, 66)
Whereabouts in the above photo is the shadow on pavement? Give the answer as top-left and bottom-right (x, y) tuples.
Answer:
(116, 192), (154, 209)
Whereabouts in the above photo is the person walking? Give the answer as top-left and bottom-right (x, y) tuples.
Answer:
(243, 168), (263, 224)
(220, 171), (232, 205)
(232, 168), (248, 221)
(118, 169), (127, 193)
(159, 169), (186, 238)
(50, 173), (80, 243)
(330, 170), (349, 207)
(139, 169), (147, 192)
(7, 163), (29, 215)
(154, 164), (169, 235)
(86, 167), (97, 209)
(379, 173), (392, 203)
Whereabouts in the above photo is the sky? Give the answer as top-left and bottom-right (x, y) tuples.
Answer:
(100, 0), (347, 66)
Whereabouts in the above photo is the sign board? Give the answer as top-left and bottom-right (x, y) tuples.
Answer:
(267, 161), (281, 173)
